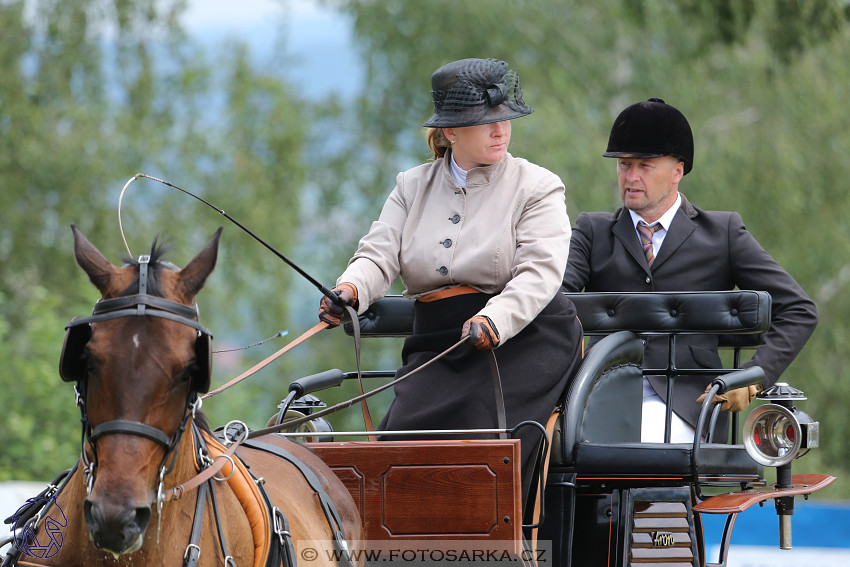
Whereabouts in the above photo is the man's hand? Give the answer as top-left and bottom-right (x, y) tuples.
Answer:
(318, 283), (358, 327)
(462, 315), (500, 350)
(697, 383), (762, 412)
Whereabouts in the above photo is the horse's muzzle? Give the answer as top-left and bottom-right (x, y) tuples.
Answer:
(83, 497), (150, 555)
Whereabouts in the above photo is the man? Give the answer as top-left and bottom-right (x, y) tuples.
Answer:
(562, 97), (818, 442)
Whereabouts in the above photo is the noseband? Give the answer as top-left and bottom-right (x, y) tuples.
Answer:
(62, 255), (213, 493)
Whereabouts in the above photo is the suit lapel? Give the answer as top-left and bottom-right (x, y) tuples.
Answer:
(652, 195), (698, 270)
(611, 209), (649, 271)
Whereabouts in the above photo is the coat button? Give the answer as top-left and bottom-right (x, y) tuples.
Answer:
(437, 266), (448, 276)
(645, 276), (651, 284)
(450, 214), (460, 224)
(441, 239), (452, 248)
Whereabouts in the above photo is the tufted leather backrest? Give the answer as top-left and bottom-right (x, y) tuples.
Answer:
(346, 290), (771, 338)
(565, 290), (771, 336)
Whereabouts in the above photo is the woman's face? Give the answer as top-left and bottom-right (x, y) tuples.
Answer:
(444, 120), (511, 170)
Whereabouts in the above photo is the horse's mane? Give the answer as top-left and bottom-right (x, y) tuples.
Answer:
(193, 411), (213, 434)
(119, 235), (174, 298)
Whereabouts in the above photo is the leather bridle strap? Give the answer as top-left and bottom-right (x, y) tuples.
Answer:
(90, 420), (171, 447)
(201, 321), (328, 400)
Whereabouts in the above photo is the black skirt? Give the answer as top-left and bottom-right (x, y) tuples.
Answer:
(378, 292), (583, 471)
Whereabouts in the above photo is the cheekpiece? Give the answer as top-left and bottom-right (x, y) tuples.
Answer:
(422, 58), (534, 128)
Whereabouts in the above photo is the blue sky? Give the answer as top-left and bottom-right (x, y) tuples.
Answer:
(182, 0), (361, 98)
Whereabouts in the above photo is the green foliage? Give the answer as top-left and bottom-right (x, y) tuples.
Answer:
(0, 0), (313, 477)
(0, 288), (78, 480)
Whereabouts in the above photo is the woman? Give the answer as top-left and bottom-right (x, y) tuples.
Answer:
(319, 58), (583, 472)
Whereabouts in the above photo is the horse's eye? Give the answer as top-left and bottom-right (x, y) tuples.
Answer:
(84, 354), (96, 376)
(182, 363), (200, 383)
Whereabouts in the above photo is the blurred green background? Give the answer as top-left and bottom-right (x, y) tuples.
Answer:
(1, 0), (847, 501)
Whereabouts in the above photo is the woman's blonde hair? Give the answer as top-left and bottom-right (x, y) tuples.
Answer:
(426, 128), (451, 160)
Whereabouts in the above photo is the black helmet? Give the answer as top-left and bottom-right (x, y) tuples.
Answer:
(422, 58), (533, 128)
(603, 98), (694, 175)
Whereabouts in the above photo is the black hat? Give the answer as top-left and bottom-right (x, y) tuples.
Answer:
(422, 58), (534, 128)
(603, 98), (694, 175)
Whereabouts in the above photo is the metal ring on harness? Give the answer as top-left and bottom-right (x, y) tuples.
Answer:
(212, 454), (237, 482)
(222, 420), (248, 446)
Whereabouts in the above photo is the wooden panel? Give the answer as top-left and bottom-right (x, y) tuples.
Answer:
(307, 439), (522, 555)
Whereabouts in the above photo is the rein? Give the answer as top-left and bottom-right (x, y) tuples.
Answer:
(201, 321), (328, 400)
(246, 333), (508, 438)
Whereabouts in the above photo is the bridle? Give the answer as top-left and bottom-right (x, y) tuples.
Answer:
(59, 255), (213, 495)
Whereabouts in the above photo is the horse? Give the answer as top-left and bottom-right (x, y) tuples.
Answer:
(8, 225), (362, 567)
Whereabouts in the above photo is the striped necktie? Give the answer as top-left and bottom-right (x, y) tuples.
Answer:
(637, 221), (661, 266)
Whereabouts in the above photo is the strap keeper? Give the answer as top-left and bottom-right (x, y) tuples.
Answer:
(183, 542), (200, 563)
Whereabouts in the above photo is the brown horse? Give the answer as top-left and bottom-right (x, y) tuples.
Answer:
(12, 225), (361, 567)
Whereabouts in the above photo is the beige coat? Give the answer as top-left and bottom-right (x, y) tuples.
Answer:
(339, 152), (570, 343)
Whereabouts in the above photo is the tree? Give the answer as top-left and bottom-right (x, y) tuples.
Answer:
(0, 0), (319, 479)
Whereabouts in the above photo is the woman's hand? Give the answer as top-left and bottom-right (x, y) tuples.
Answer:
(318, 283), (359, 327)
(462, 315), (500, 350)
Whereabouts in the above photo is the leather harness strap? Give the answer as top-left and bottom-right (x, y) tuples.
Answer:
(241, 438), (355, 567)
(345, 304), (376, 440)
(202, 321), (328, 400)
(529, 410), (560, 556)
(487, 349), (508, 437)
(160, 428), (244, 503)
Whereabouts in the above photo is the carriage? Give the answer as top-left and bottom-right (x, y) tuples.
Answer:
(1, 226), (835, 567)
(284, 290), (834, 567)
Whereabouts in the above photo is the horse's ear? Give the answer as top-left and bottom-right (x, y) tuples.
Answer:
(71, 224), (119, 294)
(178, 227), (223, 298)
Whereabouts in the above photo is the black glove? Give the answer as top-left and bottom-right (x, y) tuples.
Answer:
(462, 315), (500, 350)
(318, 283), (358, 327)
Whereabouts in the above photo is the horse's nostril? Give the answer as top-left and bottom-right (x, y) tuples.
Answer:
(130, 506), (151, 534)
(83, 499), (151, 554)
(83, 499), (99, 532)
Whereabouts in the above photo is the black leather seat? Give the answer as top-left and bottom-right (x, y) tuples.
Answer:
(551, 291), (770, 486)
(346, 290), (769, 485)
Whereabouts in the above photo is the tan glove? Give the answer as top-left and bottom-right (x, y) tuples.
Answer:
(462, 315), (500, 350)
(697, 383), (762, 412)
(318, 283), (358, 327)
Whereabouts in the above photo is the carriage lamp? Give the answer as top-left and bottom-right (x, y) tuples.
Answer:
(742, 402), (818, 467)
(742, 382), (820, 550)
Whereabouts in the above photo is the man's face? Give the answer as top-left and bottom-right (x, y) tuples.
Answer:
(617, 155), (684, 222)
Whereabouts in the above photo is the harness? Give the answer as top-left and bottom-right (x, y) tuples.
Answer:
(2, 256), (354, 567)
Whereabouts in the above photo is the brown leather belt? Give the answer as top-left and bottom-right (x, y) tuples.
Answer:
(417, 285), (482, 303)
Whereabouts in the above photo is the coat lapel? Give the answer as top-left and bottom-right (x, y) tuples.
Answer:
(651, 194), (698, 270)
(611, 208), (649, 271)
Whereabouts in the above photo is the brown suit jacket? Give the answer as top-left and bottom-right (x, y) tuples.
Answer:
(562, 194), (818, 432)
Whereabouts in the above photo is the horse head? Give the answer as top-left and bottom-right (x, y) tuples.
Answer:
(63, 224), (221, 555)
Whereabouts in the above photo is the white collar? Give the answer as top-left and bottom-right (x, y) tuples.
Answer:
(449, 153), (468, 187)
(629, 192), (682, 231)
